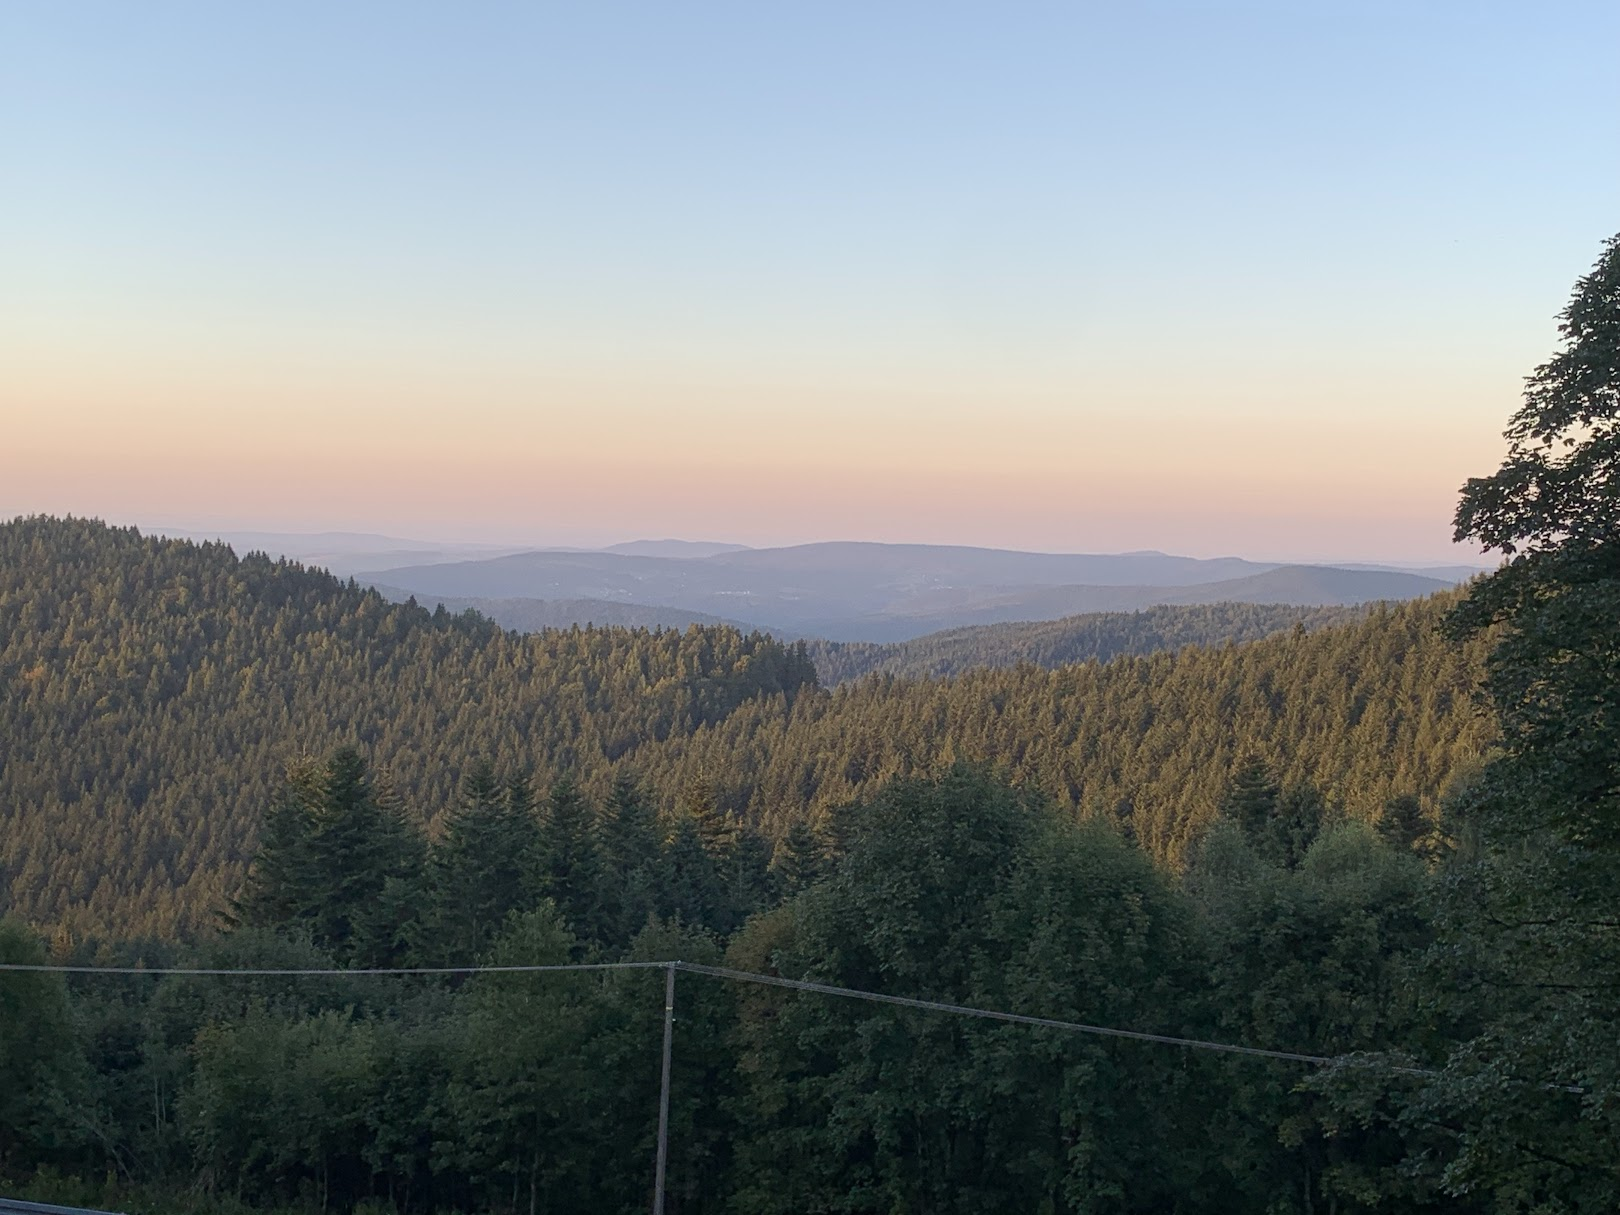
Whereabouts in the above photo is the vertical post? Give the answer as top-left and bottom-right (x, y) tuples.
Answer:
(652, 962), (677, 1215)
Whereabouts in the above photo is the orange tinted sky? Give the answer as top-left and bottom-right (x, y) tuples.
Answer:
(5, 3), (1616, 561)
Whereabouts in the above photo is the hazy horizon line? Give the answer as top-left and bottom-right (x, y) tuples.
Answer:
(100, 516), (1490, 572)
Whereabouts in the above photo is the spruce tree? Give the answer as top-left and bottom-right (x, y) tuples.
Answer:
(233, 762), (319, 931)
(425, 760), (539, 963)
(1266, 783), (1328, 869)
(1377, 794), (1429, 855)
(1218, 756), (1281, 843)
(595, 773), (661, 946)
(770, 818), (827, 896)
(539, 776), (603, 943)
(678, 773), (730, 856)
(358, 766), (427, 966)
(274, 748), (424, 965)
(659, 813), (723, 932)
(719, 825), (775, 934)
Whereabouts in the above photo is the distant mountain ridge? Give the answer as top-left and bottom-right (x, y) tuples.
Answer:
(366, 543), (1471, 641)
(144, 529), (1480, 640)
(602, 539), (752, 559)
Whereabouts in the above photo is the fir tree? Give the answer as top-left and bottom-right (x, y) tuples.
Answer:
(233, 761), (319, 931)
(770, 818), (827, 896)
(539, 776), (603, 943)
(1219, 755), (1281, 843)
(425, 760), (540, 963)
(1377, 794), (1429, 856)
(719, 825), (775, 934)
(292, 748), (423, 965)
(659, 813), (723, 932)
(595, 773), (662, 947)
(1266, 783), (1328, 869)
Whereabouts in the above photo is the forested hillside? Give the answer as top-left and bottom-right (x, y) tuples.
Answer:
(698, 597), (1490, 864)
(1, 516), (1492, 941)
(806, 602), (1365, 683)
(0, 518), (816, 939)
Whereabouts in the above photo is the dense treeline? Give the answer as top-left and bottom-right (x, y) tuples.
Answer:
(1, 517), (1491, 940)
(2, 757), (1463, 1215)
(805, 602), (1366, 684)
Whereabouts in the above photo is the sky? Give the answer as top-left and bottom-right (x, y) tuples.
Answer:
(4, 2), (1617, 562)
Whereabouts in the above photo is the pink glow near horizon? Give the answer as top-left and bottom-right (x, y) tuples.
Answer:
(4, 352), (1505, 563)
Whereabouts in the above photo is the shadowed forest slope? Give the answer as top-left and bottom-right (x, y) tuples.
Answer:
(1, 517), (1494, 939)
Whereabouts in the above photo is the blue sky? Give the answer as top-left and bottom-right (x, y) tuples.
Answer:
(4, 2), (1617, 559)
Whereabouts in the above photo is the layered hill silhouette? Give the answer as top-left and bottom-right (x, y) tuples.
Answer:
(367, 542), (1468, 641)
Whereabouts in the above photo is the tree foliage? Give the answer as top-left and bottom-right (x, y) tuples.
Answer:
(1385, 232), (1620, 1208)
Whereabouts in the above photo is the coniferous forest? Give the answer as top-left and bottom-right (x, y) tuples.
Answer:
(1, 233), (1618, 1212)
(0, 516), (1489, 941)
(803, 601), (1366, 684)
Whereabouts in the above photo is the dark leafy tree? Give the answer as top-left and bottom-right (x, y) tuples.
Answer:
(1404, 232), (1620, 1207)
(731, 767), (1208, 1215)
(0, 918), (88, 1173)
(1189, 825), (1443, 1212)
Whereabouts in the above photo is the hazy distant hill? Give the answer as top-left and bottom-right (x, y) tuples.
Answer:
(860, 567), (1456, 634)
(1154, 565), (1459, 606)
(699, 542), (1274, 586)
(155, 529), (531, 578)
(368, 542), (1467, 641)
(1337, 562), (1492, 582)
(602, 539), (753, 559)
(807, 602), (1366, 684)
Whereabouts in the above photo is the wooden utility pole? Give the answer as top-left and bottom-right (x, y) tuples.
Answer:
(652, 962), (677, 1215)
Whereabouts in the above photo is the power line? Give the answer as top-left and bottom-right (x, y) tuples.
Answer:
(0, 957), (1388, 1069)
(674, 961), (1356, 1067)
